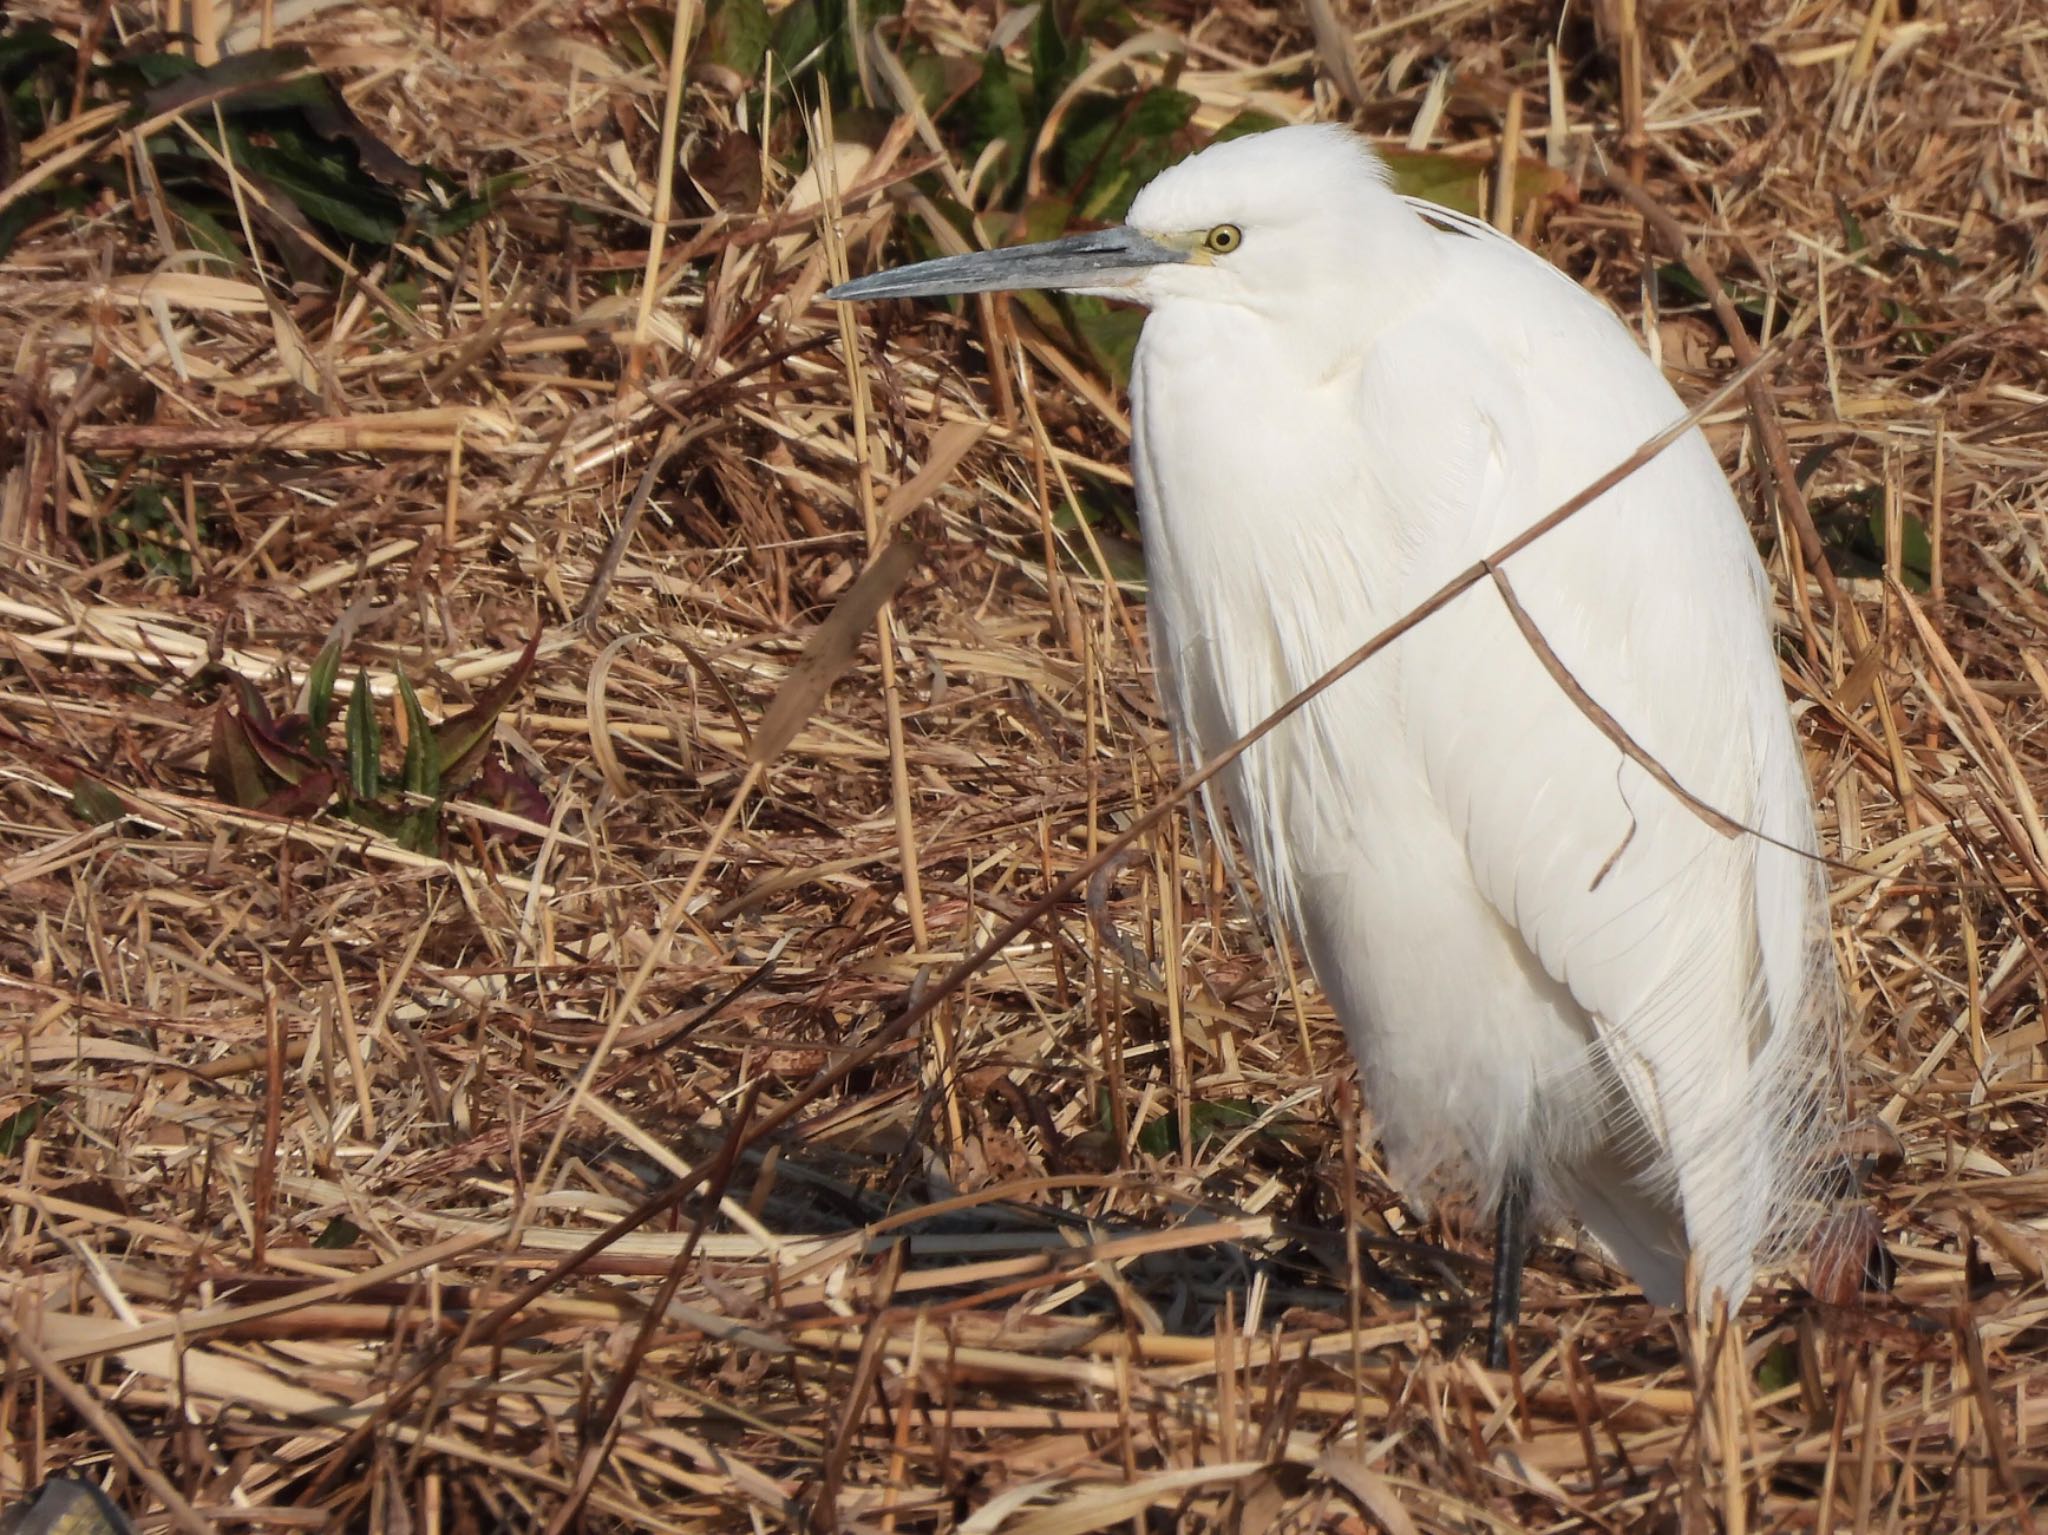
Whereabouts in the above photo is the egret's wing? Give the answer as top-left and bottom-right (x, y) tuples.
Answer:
(1132, 375), (1285, 957)
(1398, 198), (1600, 308)
(1360, 242), (1835, 1299)
(1145, 591), (1269, 936)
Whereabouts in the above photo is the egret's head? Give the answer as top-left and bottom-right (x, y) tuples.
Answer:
(826, 124), (1415, 315)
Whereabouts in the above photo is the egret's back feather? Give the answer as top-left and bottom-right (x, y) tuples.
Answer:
(1125, 125), (1839, 1309)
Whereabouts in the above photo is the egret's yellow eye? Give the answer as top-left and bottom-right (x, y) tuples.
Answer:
(1204, 223), (1243, 254)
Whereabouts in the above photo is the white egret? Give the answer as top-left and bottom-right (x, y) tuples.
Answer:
(829, 124), (1837, 1361)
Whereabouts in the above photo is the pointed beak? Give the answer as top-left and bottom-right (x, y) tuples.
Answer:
(826, 226), (1187, 302)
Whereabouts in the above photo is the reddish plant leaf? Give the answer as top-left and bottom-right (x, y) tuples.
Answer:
(237, 708), (322, 785)
(233, 673), (276, 731)
(215, 668), (325, 780)
(476, 757), (550, 840)
(433, 630), (540, 789)
(257, 767), (337, 819)
(208, 705), (279, 808)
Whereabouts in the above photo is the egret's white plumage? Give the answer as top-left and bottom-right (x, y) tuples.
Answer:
(831, 123), (1839, 1313)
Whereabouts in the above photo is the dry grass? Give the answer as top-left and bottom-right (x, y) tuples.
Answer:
(3, 0), (2048, 1529)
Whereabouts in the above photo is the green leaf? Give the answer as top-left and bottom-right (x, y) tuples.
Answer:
(163, 194), (244, 261)
(898, 49), (951, 116)
(69, 776), (125, 826)
(1881, 299), (1934, 356)
(393, 807), (437, 854)
(345, 668), (381, 799)
(703, 0), (772, 81)
(0, 190), (60, 261)
(1867, 505), (1933, 592)
(1834, 194), (1868, 257)
(0, 24), (74, 150)
(135, 45), (316, 119)
(314, 1215), (361, 1248)
(234, 133), (403, 243)
(1890, 239), (1960, 271)
(1050, 490), (1146, 585)
(1384, 149), (1482, 211)
(1814, 484), (1932, 589)
(1066, 298), (1144, 387)
(1019, 194), (1076, 244)
(416, 170), (524, 238)
(964, 58), (1030, 193)
(1380, 149), (1485, 216)
(138, 46), (419, 188)
(606, 6), (668, 68)
(396, 673), (441, 801)
(1756, 1341), (1798, 1394)
(339, 799), (404, 839)
(0, 22), (73, 82)
(1030, 0), (1083, 101)
(108, 49), (200, 91)
(768, 0), (825, 75)
(1654, 260), (1770, 322)
(765, 0), (896, 105)
(1123, 86), (1198, 142)
(398, 810), (440, 854)
(0, 1098), (45, 1158)
(305, 637), (343, 735)
(1137, 1098), (1264, 1158)
(1794, 443), (1840, 491)
(1052, 487), (1139, 541)
(1382, 148), (1567, 223)
(1212, 107), (1287, 143)
(84, 479), (200, 588)
(1053, 88), (1198, 224)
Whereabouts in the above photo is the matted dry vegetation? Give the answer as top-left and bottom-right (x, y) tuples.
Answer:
(3, 0), (2048, 1529)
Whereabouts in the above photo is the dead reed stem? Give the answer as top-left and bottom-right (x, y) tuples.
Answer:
(3, 0), (2046, 1529)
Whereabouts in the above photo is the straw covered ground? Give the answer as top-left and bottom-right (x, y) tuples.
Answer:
(3, 0), (2047, 1528)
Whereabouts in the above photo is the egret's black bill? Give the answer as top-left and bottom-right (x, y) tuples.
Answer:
(826, 226), (1185, 302)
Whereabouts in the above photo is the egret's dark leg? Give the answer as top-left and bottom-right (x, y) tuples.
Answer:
(1486, 1168), (1531, 1370)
